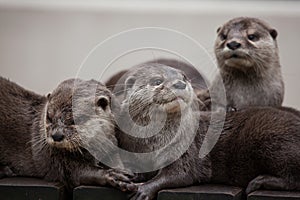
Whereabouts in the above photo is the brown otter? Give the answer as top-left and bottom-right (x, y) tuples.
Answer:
(115, 63), (201, 181)
(114, 65), (300, 200)
(0, 77), (135, 193)
(208, 17), (284, 111)
(105, 58), (209, 110)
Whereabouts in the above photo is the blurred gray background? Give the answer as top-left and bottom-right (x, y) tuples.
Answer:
(0, 0), (300, 108)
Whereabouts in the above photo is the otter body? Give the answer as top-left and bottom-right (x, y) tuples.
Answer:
(117, 66), (300, 200)
(211, 17), (284, 110)
(133, 107), (300, 200)
(116, 63), (201, 181)
(0, 77), (133, 192)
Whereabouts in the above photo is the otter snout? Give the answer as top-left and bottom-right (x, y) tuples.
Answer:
(172, 81), (186, 90)
(226, 41), (241, 50)
(51, 132), (65, 142)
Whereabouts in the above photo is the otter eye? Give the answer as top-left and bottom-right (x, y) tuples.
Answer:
(150, 78), (164, 86)
(248, 34), (259, 41)
(220, 33), (227, 41)
(46, 112), (52, 123)
(182, 74), (188, 82)
(97, 97), (109, 110)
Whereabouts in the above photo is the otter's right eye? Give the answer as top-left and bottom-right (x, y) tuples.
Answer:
(150, 78), (164, 86)
(220, 33), (227, 41)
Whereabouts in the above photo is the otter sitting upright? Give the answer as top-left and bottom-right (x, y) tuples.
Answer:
(0, 77), (134, 192)
(208, 17), (284, 111)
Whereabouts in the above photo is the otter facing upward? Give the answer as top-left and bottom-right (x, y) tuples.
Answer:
(115, 63), (201, 181)
(0, 77), (133, 192)
(105, 58), (209, 110)
(210, 17), (284, 110)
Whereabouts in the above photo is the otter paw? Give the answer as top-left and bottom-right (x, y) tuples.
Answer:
(130, 183), (156, 200)
(105, 169), (137, 192)
(246, 175), (266, 194)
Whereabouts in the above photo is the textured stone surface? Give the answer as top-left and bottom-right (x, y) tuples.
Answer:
(158, 184), (244, 200)
(73, 186), (130, 200)
(0, 177), (65, 200)
(248, 190), (300, 200)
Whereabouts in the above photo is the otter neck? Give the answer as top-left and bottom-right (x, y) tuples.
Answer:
(221, 60), (281, 81)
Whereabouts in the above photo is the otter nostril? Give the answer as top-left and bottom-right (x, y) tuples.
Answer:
(227, 41), (241, 50)
(51, 133), (65, 142)
(173, 81), (186, 90)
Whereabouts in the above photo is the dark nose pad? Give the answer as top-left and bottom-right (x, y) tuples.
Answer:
(227, 41), (241, 50)
(173, 81), (186, 90)
(51, 133), (65, 142)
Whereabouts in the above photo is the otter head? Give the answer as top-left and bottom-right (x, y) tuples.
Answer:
(122, 64), (196, 123)
(215, 17), (279, 72)
(43, 79), (116, 152)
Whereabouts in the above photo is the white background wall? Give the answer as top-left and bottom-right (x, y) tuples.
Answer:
(0, 0), (300, 108)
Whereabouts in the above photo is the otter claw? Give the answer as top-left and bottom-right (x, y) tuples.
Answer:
(105, 169), (138, 192)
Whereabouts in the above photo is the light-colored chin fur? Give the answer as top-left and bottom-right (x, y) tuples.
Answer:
(159, 99), (187, 114)
(224, 58), (254, 69)
(46, 137), (71, 149)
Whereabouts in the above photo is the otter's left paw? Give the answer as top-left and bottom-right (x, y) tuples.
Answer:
(246, 175), (266, 194)
(130, 183), (156, 200)
(104, 169), (137, 192)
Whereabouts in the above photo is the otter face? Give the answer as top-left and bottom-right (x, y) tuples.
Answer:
(123, 64), (195, 120)
(43, 79), (115, 151)
(214, 17), (278, 71)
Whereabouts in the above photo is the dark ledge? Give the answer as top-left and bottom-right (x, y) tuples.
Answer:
(1, 178), (300, 200)
(0, 177), (65, 200)
(158, 184), (243, 200)
(248, 190), (300, 200)
(73, 186), (130, 200)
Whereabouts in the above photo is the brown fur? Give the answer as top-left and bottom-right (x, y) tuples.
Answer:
(210, 17), (284, 110)
(0, 77), (134, 194)
(117, 66), (300, 200)
(115, 63), (202, 181)
(132, 108), (300, 200)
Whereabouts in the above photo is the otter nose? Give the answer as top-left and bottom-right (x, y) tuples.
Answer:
(227, 41), (241, 50)
(173, 81), (186, 90)
(51, 133), (65, 142)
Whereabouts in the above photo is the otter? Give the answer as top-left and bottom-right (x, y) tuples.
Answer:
(114, 65), (300, 200)
(115, 63), (201, 182)
(208, 17), (284, 111)
(0, 77), (135, 193)
(105, 58), (209, 110)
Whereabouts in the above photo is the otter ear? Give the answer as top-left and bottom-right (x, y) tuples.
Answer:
(269, 29), (278, 39)
(47, 93), (51, 99)
(124, 76), (136, 97)
(216, 27), (221, 33)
